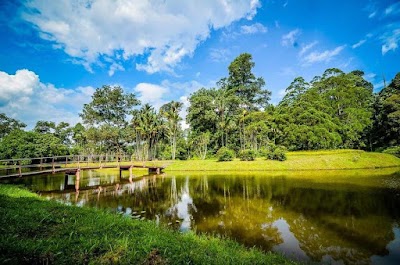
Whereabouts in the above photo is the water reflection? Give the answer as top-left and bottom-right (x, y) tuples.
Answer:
(166, 177), (197, 231)
(3, 169), (400, 264)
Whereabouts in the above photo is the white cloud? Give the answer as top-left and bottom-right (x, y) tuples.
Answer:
(108, 62), (125, 77)
(240, 23), (267, 34)
(302, 45), (346, 65)
(0, 69), (38, 103)
(134, 83), (168, 110)
(352, 39), (366, 49)
(0, 69), (95, 128)
(275, 20), (280, 28)
(381, 28), (400, 55)
(22, 0), (261, 74)
(281, 29), (301, 47)
(299, 41), (318, 57)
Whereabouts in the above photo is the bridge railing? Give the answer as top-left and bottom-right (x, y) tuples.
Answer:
(0, 155), (169, 177)
(0, 155), (130, 177)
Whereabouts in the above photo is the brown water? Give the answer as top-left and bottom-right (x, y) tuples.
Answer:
(3, 169), (400, 264)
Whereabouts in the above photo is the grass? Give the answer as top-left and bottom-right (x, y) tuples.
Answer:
(166, 150), (400, 172)
(0, 184), (296, 265)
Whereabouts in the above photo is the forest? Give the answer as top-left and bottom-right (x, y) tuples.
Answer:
(1, 53), (399, 160)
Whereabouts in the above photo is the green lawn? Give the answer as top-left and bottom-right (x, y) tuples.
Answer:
(0, 184), (296, 265)
(166, 150), (400, 172)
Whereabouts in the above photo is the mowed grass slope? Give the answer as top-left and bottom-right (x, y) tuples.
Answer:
(0, 185), (296, 265)
(166, 150), (400, 171)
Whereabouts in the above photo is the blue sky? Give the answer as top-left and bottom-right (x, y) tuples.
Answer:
(0, 0), (399, 128)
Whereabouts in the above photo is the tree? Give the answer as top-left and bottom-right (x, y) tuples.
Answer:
(0, 113), (26, 139)
(372, 72), (400, 148)
(279, 77), (309, 107)
(131, 104), (163, 161)
(54, 122), (72, 146)
(34, 120), (55, 134)
(160, 101), (183, 160)
(226, 53), (271, 110)
(0, 130), (68, 159)
(80, 85), (140, 154)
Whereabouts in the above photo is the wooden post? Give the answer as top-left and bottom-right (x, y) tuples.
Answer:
(18, 160), (22, 177)
(40, 158), (43, 170)
(99, 155), (102, 169)
(52, 157), (55, 173)
(65, 156), (68, 167)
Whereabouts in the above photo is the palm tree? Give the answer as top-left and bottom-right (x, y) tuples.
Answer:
(160, 101), (183, 160)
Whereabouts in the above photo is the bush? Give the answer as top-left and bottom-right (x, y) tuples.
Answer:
(258, 143), (276, 157)
(239, 149), (257, 161)
(216, 147), (235, 161)
(266, 146), (287, 161)
(383, 146), (400, 158)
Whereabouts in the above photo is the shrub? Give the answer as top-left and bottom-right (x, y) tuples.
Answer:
(383, 146), (400, 158)
(216, 147), (235, 161)
(266, 146), (287, 161)
(239, 149), (257, 161)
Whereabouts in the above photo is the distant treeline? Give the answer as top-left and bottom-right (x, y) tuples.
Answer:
(1, 53), (399, 160)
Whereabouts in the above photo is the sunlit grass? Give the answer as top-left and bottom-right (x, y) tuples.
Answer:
(0, 184), (296, 265)
(166, 150), (400, 172)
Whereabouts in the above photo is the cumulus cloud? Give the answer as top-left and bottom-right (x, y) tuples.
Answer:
(302, 45), (346, 65)
(21, 0), (261, 74)
(0, 69), (38, 104)
(134, 83), (169, 110)
(281, 29), (301, 47)
(0, 69), (94, 128)
(240, 23), (267, 34)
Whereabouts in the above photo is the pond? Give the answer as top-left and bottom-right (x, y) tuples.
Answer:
(3, 168), (400, 264)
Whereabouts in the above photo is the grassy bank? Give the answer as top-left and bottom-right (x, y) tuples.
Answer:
(166, 150), (400, 172)
(0, 185), (296, 265)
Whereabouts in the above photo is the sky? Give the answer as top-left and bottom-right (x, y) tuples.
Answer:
(0, 0), (399, 129)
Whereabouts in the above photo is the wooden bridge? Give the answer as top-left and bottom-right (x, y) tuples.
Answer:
(0, 155), (167, 179)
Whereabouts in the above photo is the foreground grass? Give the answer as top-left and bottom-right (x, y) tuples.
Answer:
(0, 185), (296, 265)
(166, 150), (400, 172)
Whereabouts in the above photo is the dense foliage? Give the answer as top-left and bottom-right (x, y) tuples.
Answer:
(0, 53), (398, 160)
(239, 149), (257, 161)
(217, 147), (235, 161)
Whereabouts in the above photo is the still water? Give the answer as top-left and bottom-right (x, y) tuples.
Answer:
(3, 169), (400, 264)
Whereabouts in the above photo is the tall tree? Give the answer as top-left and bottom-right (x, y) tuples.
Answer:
(226, 53), (271, 110)
(160, 101), (183, 160)
(80, 85), (140, 154)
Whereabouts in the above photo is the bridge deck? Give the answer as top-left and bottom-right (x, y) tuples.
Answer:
(0, 160), (165, 179)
